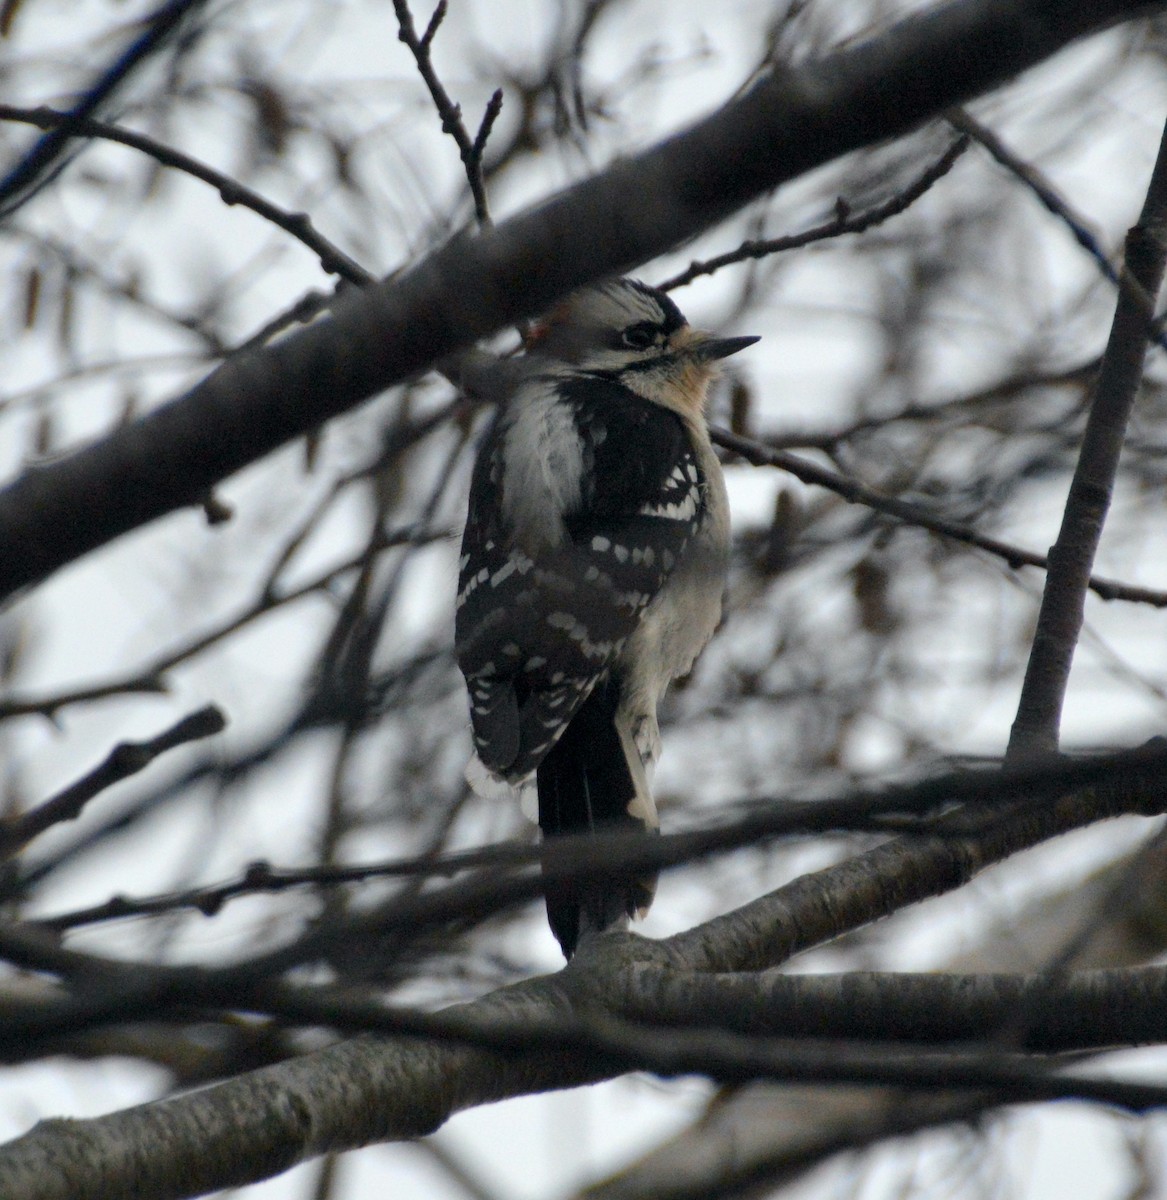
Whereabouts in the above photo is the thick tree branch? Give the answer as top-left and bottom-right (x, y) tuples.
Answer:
(0, 0), (1158, 600)
(625, 963), (1167, 1052)
(7, 951), (1167, 1198)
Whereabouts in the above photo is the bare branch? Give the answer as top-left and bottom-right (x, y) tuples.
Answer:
(663, 744), (1167, 974)
(0, 520), (451, 724)
(0, 0), (209, 216)
(713, 426), (1167, 607)
(1009, 112), (1167, 755)
(0, 105), (373, 286)
(0, 0), (1150, 601)
(0, 675), (170, 723)
(949, 108), (1122, 289)
(394, 0), (500, 227)
(0, 706), (225, 858)
(661, 133), (969, 290)
(624, 962), (1167, 1053)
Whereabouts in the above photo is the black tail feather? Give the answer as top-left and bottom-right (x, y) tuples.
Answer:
(536, 678), (656, 957)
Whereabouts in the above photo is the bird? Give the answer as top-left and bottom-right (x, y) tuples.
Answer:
(454, 277), (757, 957)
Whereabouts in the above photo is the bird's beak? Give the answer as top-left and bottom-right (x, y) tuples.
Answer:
(686, 333), (761, 362)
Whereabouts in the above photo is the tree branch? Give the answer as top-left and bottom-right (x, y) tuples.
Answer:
(393, 0), (502, 228)
(625, 962), (1167, 1052)
(0, 105), (373, 285)
(0, 0), (208, 216)
(0, 0), (1156, 600)
(663, 750), (1167, 974)
(4, 745), (1166, 1036)
(0, 706), (225, 858)
(6, 949), (1167, 1198)
(949, 108), (1123, 290)
(1008, 111), (1167, 755)
(713, 426), (1167, 606)
(660, 133), (969, 290)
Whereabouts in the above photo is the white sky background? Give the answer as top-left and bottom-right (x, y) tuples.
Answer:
(3, 1), (1167, 1197)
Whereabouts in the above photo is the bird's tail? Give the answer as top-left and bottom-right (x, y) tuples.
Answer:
(536, 677), (657, 957)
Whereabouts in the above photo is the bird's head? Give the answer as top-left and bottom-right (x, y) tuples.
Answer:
(525, 278), (758, 418)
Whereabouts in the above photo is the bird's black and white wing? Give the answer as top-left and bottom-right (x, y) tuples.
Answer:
(455, 371), (707, 782)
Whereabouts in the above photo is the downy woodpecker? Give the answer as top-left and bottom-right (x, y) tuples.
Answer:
(455, 278), (757, 957)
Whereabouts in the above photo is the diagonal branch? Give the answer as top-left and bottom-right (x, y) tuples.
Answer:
(662, 750), (1167, 974)
(0, 0), (1156, 602)
(0, 105), (373, 285)
(0, 0), (208, 216)
(661, 133), (969, 290)
(0, 706), (225, 858)
(948, 108), (1123, 290)
(713, 426), (1167, 606)
(1008, 112), (1167, 756)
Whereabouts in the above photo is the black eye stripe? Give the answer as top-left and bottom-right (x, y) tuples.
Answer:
(622, 322), (660, 349)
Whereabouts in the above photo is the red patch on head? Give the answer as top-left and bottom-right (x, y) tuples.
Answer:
(522, 298), (575, 350)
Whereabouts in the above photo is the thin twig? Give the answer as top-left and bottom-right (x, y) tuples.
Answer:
(393, 0), (501, 227)
(1008, 114), (1167, 756)
(712, 426), (1167, 607)
(0, 706), (226, 858)
(0, 0), (208, 216)
(949, 110), (1117, 287)
(0, 105), (373, 285)
(7, 226), (229, 355)
(661, 134), (969, 290)
(0, 525), (449, 722)
(763, 359), (1097, 451)
(951, 108), (1167, 359)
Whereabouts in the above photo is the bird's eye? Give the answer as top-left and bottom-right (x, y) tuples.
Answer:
(622, 323), (658, 350)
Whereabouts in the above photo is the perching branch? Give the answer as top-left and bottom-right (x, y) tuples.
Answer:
(0, 739), (1165, 1196)
(7, 935), (1167, 1197)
